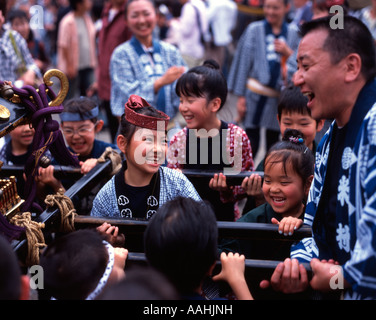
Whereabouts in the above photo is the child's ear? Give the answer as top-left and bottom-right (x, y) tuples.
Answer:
(117, 134), (127, 153)
(209, 97), (221, 113)
(94, 120), (104, 133)
(316, 119), (326, 133)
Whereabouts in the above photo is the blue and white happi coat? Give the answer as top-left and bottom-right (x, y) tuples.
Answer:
(291, 80), (376, 299)
(109, 36), (187, 118)
(90, 166), (201, 218)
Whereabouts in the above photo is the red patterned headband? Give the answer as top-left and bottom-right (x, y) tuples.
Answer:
(124, 95), (170, 130)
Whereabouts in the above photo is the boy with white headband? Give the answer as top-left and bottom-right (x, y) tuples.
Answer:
(39, 229), (128, 300)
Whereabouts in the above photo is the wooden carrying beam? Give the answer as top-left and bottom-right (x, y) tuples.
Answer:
(181, 169), (264, 186)
(1, 167), (263, 186)
(0, 164), (83, 181)
(11, 159), (114, 254)
(126, 251), (312, 272)
(126, 252), (313, 300)
(74, 215), (312, 241)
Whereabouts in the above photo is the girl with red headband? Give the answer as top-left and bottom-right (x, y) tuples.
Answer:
(91, 95), (201, 220)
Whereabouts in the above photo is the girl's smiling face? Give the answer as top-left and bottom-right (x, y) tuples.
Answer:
(179, 95), (209, 129)
(262, 155), (311, 218)
(118, 127), (168, 178)
(178, 95), (221, 132)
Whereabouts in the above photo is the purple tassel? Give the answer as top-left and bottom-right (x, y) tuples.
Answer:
(0, 80), (80, 213)
(0, 213), (25, 242)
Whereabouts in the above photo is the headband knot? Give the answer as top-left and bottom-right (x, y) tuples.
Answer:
(124, 95), (169, 130)
(128, 95), (150, 109)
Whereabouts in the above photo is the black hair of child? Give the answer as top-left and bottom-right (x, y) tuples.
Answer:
(277, 84), (311, 119)
(144, 196), (218, 295)
(264, 128), (314, 186)
(175, 59), (228, 110)
(39, 229), (109, 300)
(62, 96), (98, 123)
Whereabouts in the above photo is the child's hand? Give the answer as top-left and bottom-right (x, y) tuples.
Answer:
(97, 222), (125, 247)
(213, 252), (253, 300)
(271, 216), (303, 236)
(80, 159), (98, 174)
(209, 173), (232, 193)
(36, 165), (63, 192)
(213, 252), (245, 283)
(241, 174), (263, 197)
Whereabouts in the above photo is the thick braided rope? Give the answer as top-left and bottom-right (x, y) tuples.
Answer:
(97, 147), (122, 175)
(44, 188), (76, 233)
(10, 212), (46, 266)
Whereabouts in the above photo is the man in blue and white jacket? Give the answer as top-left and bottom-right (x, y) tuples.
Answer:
(261, 15), (376, 300)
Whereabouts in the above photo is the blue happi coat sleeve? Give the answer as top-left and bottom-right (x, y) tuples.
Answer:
(342, 106), (376, 298)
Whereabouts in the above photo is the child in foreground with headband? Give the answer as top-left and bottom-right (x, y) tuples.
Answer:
(39, 229), (128, 300)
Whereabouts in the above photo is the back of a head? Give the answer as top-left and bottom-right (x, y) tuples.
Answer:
(0, 235), (21, 300)
(40, 229), (108, 300)
(300, 15), (376, 82)
(175, 59), (228, 109)
(144, 197), (218, 295)
(98, 265), (179, 300)
(278, 84), (311, 118)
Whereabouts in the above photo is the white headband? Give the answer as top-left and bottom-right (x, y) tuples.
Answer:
(85, 241), (115, 300)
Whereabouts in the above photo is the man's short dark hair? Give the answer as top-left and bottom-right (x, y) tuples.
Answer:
(300, 15), (376, 82)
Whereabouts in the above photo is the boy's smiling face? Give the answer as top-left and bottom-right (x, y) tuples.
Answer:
(61, 120), (98, 157)
(278, 110), (324, 151)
